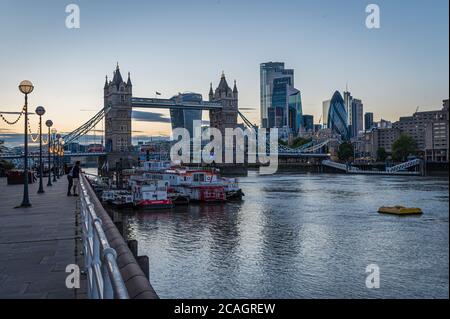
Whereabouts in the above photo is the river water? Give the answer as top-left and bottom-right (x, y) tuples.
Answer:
(110, 172), (448, 299)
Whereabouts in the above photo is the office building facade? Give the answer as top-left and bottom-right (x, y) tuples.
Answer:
(260, 62), (294, 128)
(302, 115), (314, 133)
(327, 91), (349, 140)
(365, 112), (374, 131)
(322, 100), (330, 129)
(268, 76), (303, 134)
(393, 99), (449, 162)
(351, 98), (364, 137)
(170, 92), (203, 138)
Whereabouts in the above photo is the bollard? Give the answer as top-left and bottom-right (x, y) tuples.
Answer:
(114, 221), (124, 236)
(127, 239), (138, 257)
(137, 255), (150, 280)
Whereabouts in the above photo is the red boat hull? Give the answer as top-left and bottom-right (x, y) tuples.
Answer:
(134, 199), (174, 210)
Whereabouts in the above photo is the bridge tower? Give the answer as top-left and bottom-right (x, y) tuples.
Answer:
(209, 72), (239, 135)
(103, 63), (134, 170)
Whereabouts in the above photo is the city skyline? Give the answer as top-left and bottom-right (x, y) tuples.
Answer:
(0, 0), (448, 137)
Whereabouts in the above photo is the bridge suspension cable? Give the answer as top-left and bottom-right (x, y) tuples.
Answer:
(62, 106), (110, 145)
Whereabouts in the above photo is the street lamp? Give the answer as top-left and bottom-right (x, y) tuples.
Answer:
(52, 129), (57, 182)
(60, 140), (65, 175)
(55, 134), (61, 179)
(35, 106), (46, 194)
(18, 80), (34, 207)
(46, 120), (53, 186)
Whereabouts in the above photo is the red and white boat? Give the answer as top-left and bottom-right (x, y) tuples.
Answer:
(129, 176), (174, 209)
(132, 161), (244, 203)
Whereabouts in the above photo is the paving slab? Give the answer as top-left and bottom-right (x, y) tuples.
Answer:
(0, 177), (84, 299)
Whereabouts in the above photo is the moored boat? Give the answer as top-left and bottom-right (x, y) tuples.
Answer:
(130, 176), (174, 209)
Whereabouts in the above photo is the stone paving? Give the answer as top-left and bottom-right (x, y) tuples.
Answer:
(0, 176), (84, 299)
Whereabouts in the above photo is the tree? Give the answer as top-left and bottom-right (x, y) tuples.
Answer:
(338, 142), (354, 162)
(291, 137), (311, 148)
(376, 147), (388, 162)
(278, 139), (288, 146)
(392, 134), (417, 162)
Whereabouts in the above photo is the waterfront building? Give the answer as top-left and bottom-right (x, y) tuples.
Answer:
(260, 62), (294, 128)
(393, 99), (449, 162)
(365, 112), (374, 131)
(358, 127), (402, 160)
(169, 93), (203, 137)
(322, 100), (331, 129)
(393, 100), (449, 161)
(327, 91), (349, 140)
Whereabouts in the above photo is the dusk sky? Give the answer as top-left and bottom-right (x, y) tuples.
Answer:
(0, 0), (448, 140)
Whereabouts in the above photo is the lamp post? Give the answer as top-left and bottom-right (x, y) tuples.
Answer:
(60, 140), (65, 175)
(46, 120), (53, 186)
(19, 80), (34, 207)
(52, 129), (57, 182)
(55, 134), (61, 179)
(35, 106), (46, 194)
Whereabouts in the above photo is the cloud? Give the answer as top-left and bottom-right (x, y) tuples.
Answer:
(132, 111), (171, 123)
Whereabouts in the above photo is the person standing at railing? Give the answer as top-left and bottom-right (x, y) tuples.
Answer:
(67, 161), (81, 196)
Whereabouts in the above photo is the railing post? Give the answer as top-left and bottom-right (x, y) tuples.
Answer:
(78, 174), (129, 299)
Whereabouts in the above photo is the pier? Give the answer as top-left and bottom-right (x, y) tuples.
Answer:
(0, 175), (158, 299)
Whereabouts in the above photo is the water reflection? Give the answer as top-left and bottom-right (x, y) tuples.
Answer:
(109, 173), (449, 298)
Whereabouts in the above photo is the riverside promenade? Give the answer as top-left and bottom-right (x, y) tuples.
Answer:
(0, 176), (84, 298)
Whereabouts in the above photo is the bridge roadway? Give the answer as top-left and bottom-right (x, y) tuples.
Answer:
(0, 176), (85, 298)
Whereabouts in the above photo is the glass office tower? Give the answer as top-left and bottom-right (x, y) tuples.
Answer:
(268, 77), (303, 134)
(365, 112), (374, 131)
(327, 91), (349, 140)
(170, 93), (203, 137)
(351, 98), (364, 137)
(260, 62), (294, 128)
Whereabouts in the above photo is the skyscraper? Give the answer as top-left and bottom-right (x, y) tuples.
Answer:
(260, 62), (294, 128)
(343, 91), (354, 137)
(327, 91), (349, 140)
(169, 93), (203, 137)
(302, 115), (314, 132)
(351, 98), (364, 137)
(365, 112), (374, 131)
(268, 76), (303, 134)
(322, 100), (331, 129)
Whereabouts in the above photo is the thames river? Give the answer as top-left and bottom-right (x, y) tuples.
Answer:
(116, 172), (449, 299)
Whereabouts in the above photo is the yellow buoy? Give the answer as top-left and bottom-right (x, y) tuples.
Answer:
(378, 206), (423, 215)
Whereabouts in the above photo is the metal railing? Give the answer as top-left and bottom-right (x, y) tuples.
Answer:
(386, 158), (422, 172)
(79, 175), (129, 299)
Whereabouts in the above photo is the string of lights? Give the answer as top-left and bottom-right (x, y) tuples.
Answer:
(0, 105), (26, 125)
